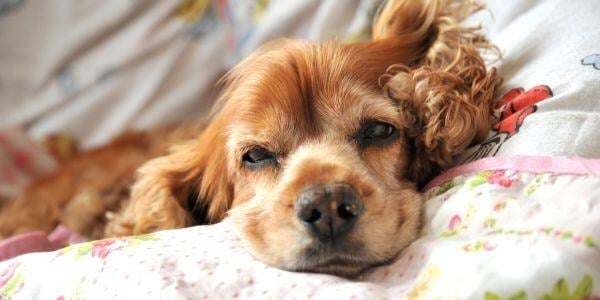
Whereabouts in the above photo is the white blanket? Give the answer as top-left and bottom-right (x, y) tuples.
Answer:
(0, 0), (375, 149)
(1, 158), (599, 299)
(456, 0), (600, 163)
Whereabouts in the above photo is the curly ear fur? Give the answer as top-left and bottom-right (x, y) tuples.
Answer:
(105, 120), (232, 236)
(377, 0), (500, 186)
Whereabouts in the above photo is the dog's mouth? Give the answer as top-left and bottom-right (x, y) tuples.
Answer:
(294, 257), (375, 277)
(286, 241), (386, 277)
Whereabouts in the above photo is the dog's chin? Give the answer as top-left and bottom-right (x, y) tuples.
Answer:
(287, 258), (377, 278)
(281, 242), (390, 278)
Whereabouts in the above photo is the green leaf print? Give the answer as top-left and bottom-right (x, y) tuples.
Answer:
(0, 264), (25, 298)
(485, 292), (502, 300)
(484, 218), (496, 228)
(561, 231), (573, 239)
(573, 275), (593, 299)
(131, 233), (160, 242)
(469, 172), (490, 190)
(525, 183), (539, 197)
(75, 243), (93, 259)
(436, 179), (455, 196)
(484, 290), (527, 300)
(550, 279), (570, 299)
(544, 227), (555, 235)
(59, 241), (93, 259)
(509, 291), (527, 300)
(584, 236), (597, 248)
(525, 175), (544, 197)
(59, 233), (160, 260)
(540, 274), (595, 300)
(441, 230), (459, 237)
(484, 274), (596, 300)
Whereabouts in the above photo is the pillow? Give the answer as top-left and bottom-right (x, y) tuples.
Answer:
(455, 0), (600, 165)
(1, 158), (599, 299)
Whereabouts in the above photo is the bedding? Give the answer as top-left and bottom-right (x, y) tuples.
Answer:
(0, 128), (56, 201)
(455, 0), (600, 163)
(1, 156), (599, 299)
(0, 0), (376, 149)
(1, 0), (600, 298)
(0, 225), (84, 263)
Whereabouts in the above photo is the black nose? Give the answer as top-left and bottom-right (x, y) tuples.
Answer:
(295, 183), (363, 241)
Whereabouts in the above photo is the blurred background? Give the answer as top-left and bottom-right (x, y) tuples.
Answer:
(0, 0), (381, 149)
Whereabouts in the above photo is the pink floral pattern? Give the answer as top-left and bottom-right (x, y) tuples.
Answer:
(0, 262), (18, 289)
(91, 239), (124, 259)
(59, 233), (159, 260)
(0, 169), (598, 299)
(0, 262), (24, 298)
(487, 170), (517, 187)
(448, 215), (462, 230)
(462, 241), (496, 252)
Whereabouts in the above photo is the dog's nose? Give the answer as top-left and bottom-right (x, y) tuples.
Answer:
(295, 183), (363, 241)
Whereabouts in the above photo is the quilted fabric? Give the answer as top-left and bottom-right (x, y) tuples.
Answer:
(1, 167), (598, 299)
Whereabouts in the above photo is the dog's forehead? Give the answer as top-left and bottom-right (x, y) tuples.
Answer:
(227, 44), (398, 148)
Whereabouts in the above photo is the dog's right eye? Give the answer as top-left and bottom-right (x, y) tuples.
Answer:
(242, 147), (277, 169)
(355, 121), (398, 148)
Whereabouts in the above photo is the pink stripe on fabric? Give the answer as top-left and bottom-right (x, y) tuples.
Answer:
(424, 155), (600, 191)
(48, 225), (86, 245)
(0, 225), (86, 262)
(0, 232), (55, 262)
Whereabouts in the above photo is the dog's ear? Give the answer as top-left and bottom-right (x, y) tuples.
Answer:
(383, 58), (498, 187)
(105, 118), (232, 236)
(375, 0), (500, 187)
(355, 0), (490, 86)
(105, 40), (300, 237)
(372, 0), (439, 43)
(350, 0), (440, 82)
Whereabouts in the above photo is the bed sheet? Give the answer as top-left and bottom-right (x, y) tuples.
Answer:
(0, 0), (376, 149)
(1, 156), (599, 299)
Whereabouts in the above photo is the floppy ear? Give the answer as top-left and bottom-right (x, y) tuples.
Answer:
(352, 0), (440, 80)
(379, 0), (499, 186)
(105, 118), (232, 236)
(383, 58), (498, 187)
(104, 39), (298, 237)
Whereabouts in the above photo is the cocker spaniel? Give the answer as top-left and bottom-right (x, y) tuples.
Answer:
(0, 0), (499, 277)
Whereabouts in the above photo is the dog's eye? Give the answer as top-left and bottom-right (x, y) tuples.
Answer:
(242, 147), (277, 168)
(364, 122), (395, 139)
(356, 121), (397, 147)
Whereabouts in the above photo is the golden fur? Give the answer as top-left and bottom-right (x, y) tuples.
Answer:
(0, 0), (499, 277)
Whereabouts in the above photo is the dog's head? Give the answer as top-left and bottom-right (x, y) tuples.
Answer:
(112, 0), (498, 277)
(222, 39), (426, 277)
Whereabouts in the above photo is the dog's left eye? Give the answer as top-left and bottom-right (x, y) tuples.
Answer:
(242, 147), (277, 169)
(356, 121), (397, 147)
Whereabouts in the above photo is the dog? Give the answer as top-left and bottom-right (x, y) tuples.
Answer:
(0, 0), (499, 277)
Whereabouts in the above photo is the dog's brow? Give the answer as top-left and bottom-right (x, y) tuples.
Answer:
(229, 122), (299, 155)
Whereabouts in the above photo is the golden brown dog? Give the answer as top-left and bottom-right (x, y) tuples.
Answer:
(0, 0), (498, 277)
